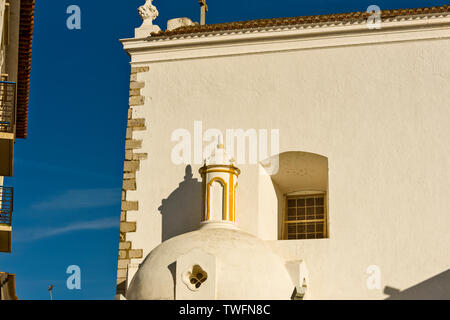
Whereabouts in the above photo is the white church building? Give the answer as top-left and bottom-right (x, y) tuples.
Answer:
(115, 2), (450, 300)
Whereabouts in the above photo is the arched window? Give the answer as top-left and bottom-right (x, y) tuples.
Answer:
(207, 178), (226, 221)
(259, 151), (329, 240)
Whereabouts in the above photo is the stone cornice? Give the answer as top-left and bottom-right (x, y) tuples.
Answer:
(121, 15), (450, 64)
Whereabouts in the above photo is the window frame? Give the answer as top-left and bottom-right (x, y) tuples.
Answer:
(282, 192), (328, 240)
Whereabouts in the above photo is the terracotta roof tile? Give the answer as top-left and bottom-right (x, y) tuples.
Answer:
(151, 5), (449, 38)
(16, 0), (35, 139)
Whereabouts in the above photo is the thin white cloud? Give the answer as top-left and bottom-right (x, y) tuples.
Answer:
(14, 158), (117, 182)
(15, 217), (119, 242)
(31, 188), (120, 211)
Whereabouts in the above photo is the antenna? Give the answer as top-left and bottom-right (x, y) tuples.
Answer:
(198, 0), (208, 25)
(48, 284), (54, 300)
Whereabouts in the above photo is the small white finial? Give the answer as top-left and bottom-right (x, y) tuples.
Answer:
(135, 0), (161, 38)
(203, 134), (233, 166)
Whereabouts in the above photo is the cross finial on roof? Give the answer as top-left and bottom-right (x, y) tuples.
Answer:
(199, 0), (208, 25)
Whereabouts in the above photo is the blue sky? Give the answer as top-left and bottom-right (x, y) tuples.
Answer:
(0, 0), (445, 300)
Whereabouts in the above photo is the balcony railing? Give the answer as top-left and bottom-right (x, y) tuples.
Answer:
(0, 81), (16, 134)
(0, 187), (13, 226)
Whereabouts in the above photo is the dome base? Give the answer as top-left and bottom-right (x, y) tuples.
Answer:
(200, 220), (239, 230)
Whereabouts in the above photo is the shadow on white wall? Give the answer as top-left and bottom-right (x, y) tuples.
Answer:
(159, 165), (202, 242)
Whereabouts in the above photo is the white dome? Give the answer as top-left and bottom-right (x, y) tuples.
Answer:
(126, 227), (294, 300)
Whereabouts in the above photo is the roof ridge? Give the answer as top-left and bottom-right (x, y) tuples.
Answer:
(149, 5), (450, 38)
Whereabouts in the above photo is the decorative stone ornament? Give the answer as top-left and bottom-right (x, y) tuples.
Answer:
(183, 265), (208, 291)
(176, 250), (217, 300)
(135, 0), (161, 38)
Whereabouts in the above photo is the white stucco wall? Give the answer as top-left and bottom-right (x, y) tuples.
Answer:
(123, 17), (450, 299)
